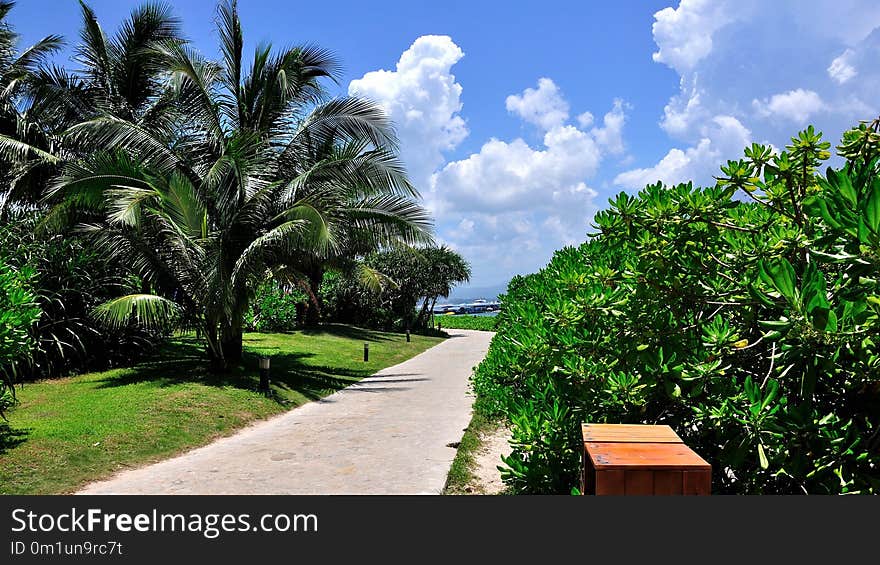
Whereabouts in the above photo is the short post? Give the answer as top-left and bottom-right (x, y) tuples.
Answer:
(438, 321), (442, 332)
(406, 328), (411, 343)
(363, 342), (369, 362)
(259, 357), (271, 393)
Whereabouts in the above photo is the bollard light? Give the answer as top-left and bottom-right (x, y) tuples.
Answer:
(259, 357), (270, 393)
(363, 342), (369, 362)
(406, 329), (411, 343)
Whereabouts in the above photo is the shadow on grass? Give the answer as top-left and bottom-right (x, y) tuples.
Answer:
(298, 323), (396, 342)
(0, 423), (29, 454)
(94, 330), (385, 404)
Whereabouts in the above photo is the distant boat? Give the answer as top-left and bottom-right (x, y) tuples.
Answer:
(433, 298), (501, 315)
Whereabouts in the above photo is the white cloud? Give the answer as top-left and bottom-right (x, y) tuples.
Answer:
(590, 99), (628, 155)
(431, 91), (626, 284)
(615, 115), (750, 188)
(752, 89), (825, 123)
(659, 80), (708, 139)
(621, 1), (880, 190)
(505, 77), (570, 130)
(348, 35), (468, 191)
(350, 40), (632, 285)
(828, 49), (858, 83)
(431, 126), (601, 214)
(577, 111), (594, 128)
(651, 0), (736, 73)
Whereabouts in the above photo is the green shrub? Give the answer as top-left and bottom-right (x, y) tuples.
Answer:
(0, 213), (163, 380)
(245, 282), (308, 332)
(474, 122), (880, 494)
(0, 259), (40, 414)
(436, 314), (498, 331)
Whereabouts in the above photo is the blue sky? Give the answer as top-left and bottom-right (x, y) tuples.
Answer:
(10, 1), (880, 290)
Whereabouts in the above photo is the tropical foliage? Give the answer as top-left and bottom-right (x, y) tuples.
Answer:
(320, 246), (471, 331)
(44, 0), (431, 369)
(0, 211), (161, 379)
(0, 257), (39, 415)
(245, 281), (308, 332)
(474, 122), (880, 494)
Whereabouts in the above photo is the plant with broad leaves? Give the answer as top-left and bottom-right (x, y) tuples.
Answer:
(473, 120), (880, 494)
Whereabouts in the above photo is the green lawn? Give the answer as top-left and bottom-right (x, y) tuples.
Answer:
(436, 314), (498, 331)
(0, 324), (442, 494)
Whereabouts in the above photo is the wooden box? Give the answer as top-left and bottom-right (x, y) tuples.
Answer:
(581, 424), (711, 495)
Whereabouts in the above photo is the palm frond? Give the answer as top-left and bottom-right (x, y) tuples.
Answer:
(356, 263), (398, 294)
(0, 133), (61, 164)
(291, 97), (397, 151)
(63, 115), (186, 177)
(93, 293), (180, 330)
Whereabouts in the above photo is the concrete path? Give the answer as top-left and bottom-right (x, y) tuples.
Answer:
(78, 330), (494, 495)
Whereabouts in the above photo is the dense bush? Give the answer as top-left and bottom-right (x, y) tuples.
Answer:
(0, 259), (40, 414)
(245, 282), (308, 332)
(0, 213), (163, 379)
(320, 271), (392, 329)
(474, 123), (880, 494)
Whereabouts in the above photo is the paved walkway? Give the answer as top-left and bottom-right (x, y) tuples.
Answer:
(78, 330), (494, 495)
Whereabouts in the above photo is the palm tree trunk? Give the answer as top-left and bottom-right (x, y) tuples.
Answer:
(205, 318), (242, 372)
(205, 324), (225, 372)
(220, 323), (243, 366)
(416, 296), (432, 328)
(304, 268), (324, 328)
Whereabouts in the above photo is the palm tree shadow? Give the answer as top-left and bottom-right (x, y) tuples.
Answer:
(298, 323), (395, 342)
(94, 335), (377, 404)
(0, 423), (29, 454)
(249, 350), (373, 402)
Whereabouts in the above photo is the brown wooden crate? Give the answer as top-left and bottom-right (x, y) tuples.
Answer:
(595, 470), (625, 495)
(624, 470), (654, 495)
(581, 447), (595, 494)
(582, 423), (682, 443)
(586, 442), (711, 471)
(683, 470), (712, 495)
(653, 471), (683, 495)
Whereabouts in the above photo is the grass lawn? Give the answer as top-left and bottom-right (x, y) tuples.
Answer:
(436, 314), (498, 331)
(0, 324), (442, 494)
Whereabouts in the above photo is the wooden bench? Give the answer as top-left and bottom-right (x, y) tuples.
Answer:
(581, 423), (711, 495)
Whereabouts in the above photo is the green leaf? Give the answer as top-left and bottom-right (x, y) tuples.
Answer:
(758, 258), (796, 301)
(758, 443), (769, 470)
(863, 176), (880, 233)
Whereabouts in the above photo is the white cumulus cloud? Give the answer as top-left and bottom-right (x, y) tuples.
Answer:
(752, 89), (826, 123)
(615, 115), (750, 188)
(828, 49), (858, 83)
(505, 77), (570, 130)
(619, 0), (880, 190)
(651, 0), (737, 73)
(590, 99), (628, 155)
(431, 126), (601, 215)
(348, 35), (468, 192)
(432, 85), (627, 283)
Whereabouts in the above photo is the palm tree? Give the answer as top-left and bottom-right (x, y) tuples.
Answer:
(0, 0), (183, 213)
(51, 0), (432, 369)
(415, 245), (471, 327)
(0, 0), (63, 212)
